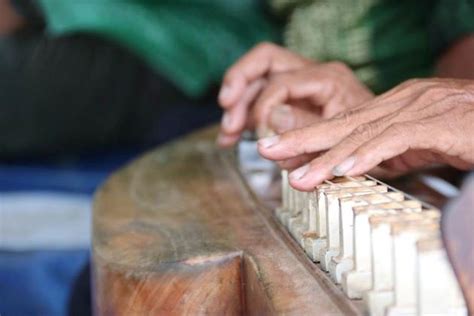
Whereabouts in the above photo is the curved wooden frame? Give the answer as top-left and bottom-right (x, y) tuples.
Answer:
(92, 126), (363, 315)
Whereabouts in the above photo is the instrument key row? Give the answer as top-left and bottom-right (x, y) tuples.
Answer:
(276, 171), (466, 316)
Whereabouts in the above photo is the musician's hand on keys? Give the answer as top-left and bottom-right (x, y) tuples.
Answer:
(217, 43), (311, 147)
(251, 62), (373, 134)
(257, 78), (474, 191)
(216, 43), (373, 147)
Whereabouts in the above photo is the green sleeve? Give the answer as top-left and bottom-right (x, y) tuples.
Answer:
(37, 0), (281, 97)
(430, 0), (474, 54)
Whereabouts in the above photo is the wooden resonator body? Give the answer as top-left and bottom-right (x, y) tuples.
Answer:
(92, 126), (362, 315)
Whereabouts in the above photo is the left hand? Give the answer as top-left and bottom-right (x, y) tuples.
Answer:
(257, 78), (474, 191)
(248, 62), (374, 135)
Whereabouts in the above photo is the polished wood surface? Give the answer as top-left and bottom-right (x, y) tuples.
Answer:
(92, 126), (363, 315)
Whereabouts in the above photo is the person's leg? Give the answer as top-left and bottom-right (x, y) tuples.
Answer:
(68, 261), (91, 316)
(0, 29), (150, 158)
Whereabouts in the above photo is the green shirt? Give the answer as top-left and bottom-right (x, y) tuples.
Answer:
(37, 0), (281, 97)
(271, 0), (474, 93)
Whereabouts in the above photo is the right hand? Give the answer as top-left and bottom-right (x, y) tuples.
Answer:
(257, 78), (474, 191)
(217, 42), (373, 147)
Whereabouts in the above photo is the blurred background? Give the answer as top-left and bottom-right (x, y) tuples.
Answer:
(0, 0), (279, 315)
(2, 0), (473, 314)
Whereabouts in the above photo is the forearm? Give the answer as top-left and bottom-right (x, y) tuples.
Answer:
(0, 0), (25, 35)
(436, 35), (474, 79)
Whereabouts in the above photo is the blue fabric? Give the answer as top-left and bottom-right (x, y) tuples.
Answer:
(0, 100), (220, 315)
(0, 152), (129, 315)
(0, 149), (138, 194)
(0, 251), (89, 316)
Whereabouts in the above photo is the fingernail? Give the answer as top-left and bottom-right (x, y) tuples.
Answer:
(332, 156), (356, 176)
(222, 112), (232, 130)
(258, 135), (280, 149)
(289, 164), (310, 181)
(219, 85), (231, 102)
(270, 104), (295, 131)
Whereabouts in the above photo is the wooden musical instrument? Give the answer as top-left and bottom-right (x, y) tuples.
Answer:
(92, 126), (471, 315)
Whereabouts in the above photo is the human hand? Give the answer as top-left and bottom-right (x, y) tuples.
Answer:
(257, 78), (474, 191)
(217, 42), (311, 146)
(217, 43), (373, 147)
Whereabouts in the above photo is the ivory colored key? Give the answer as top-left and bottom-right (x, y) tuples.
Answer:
(330, 198), (424, 285)
(386, 220), (439, 316)
(320, 185), (388, 272)
(342, 199), (422, 299)
(342, 200), (422, 299)
(279, 186), (300, 227)
(288, 191), (309, 246)
(329, 199), (421, 283)
(363, 211), (441, 316)
(300, 192), (320, 259)
(316, 177), (370, 236)
(275, 170), (290, 224)
(416, 237), (467, 316)
(304, 178), (374, 262)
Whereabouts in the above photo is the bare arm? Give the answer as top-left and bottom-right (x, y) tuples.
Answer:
(0, 0), (25, 35)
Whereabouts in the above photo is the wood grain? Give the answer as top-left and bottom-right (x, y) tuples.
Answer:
(92, 125), (362, 315)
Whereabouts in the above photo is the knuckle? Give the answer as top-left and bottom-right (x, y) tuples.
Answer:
(262, 79), (288, 99)
(354, 122), (377, 139)
(269, 72), (290, 85)
(333, 108), (368, 130)
(345, 130), (364, 146)
(254, 42), (278, 54)
(327, 61), (351, 73)
(421, 85), (449, 100)
(334, 110), (355, 125)
(387, 121), (417, 139)
(396, 78), (433, 93)
(388, 122), (406, 134)
(403, 78), (421, 86)
(334, 108), (356, 119)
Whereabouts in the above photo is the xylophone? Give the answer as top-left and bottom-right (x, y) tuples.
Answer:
(276, 172), (466, 315)
(92, 126), (471, 315)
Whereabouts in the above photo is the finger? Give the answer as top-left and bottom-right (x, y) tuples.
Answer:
(269, 104), (321, 133)
(257, 119), (355, 162)
(216, 132), (241, 148)
(251, 73), (332, 131)
(284, 108), (426, 190)
(219, 43), (309, 108)
(257, 82), (431, 160)
(277, 153), (319, 170)
(338, 122), (431, 177)
(291, 121), (432, 189)
(219, 79), (265, 135)
(257, 108), (368, 161)
(284, 118), (391, 190)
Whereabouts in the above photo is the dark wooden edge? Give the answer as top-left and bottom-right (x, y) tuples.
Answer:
(219, 150), (364, 316)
